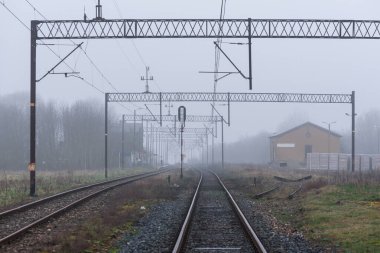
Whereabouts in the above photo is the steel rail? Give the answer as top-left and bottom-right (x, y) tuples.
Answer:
(0, 169), (167, 218)
(0, 168), (172, 245)
(173, 171), (267, 253)
(212, 171), (267, 253)
(288, 184), (303, 200)
(172, 172), (203, 253)
(254, 184), (282, 199)
(274, 175), (312, 183)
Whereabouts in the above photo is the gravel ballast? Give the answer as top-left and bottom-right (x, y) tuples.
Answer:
(118, 190), (193, 253)
(117, 172), (324, 253)
(231, 190), (324, 253)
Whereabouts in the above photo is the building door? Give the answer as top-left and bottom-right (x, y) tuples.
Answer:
(305, 145), (312, 160)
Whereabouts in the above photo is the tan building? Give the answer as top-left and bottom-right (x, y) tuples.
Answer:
(270, 122), (341, 168)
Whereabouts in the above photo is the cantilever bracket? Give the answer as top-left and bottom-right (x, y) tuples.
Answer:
(36, 42), (83, 82)
(211, 104), (230, 127)
(199, 71), (239, 82)
(213, 41), (249, 80)
(144, 104), (160, 125)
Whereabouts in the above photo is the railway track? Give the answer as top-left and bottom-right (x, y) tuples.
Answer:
(0, 168), (172, 245)
(173, 170), (266, 253)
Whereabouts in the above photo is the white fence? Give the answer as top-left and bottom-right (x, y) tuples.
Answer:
(307, 153), (380, 171)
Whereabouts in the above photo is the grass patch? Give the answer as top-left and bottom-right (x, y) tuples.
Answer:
(301, 184), (380, 252)
(0, 167), (151, 208)
(218, 166), (380, 252)
(46, 170), (198, 253)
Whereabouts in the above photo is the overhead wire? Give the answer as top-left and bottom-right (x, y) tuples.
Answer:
(214, 0), (227, 93)
(1, 0), (107, 95)
(111, 0), (162, 93)
(24, 0), (47, 19)
(1, 1), (29, 30)
(20, 0), (135, 112)
(23, 0), (117, 93)
(210, 0), (227, 128)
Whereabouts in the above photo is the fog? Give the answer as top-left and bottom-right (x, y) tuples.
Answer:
(1, 0), (380, 167)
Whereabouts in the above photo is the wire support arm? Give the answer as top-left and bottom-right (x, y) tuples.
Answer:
(213, 41), (248, 79)
(36, 42), (83, 82)
(211, 104), (229, 125)
(144, 104), (160, 125)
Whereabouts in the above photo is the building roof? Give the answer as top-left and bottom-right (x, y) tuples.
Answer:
(270, 122), (342, 139)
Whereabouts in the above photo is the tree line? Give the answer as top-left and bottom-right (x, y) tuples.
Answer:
(0, 92), (123, 171)
(2, 92), (380, 169)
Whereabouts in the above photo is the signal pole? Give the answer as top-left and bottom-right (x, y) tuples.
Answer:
(141, 67), (153, 93)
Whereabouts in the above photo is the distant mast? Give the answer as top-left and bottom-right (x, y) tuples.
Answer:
(95, 0), (103, 20)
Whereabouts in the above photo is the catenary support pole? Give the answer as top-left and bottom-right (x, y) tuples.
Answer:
(133, 110), (136, 166)
(248, 18), (253, 90)
(228, 93), (231, 126)
(206, 132), (209, 168)
(122, 114), (125, 168)
(221, 116), (224, 170)
(160, 92), (162, 126)
(29, 21), (37, 196)
(212, 133), (214, 168)
(352, 91), (356, 172)
(105, 93), (108, 178)
(180, 129), (183, 177)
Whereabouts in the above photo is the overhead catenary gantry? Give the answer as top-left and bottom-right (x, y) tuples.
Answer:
(120, 114), (218, 168)
(30, 16), (370, 195)
(106, 91), (354, 175)
(35, 19), (380, 39)
(140, 129), (209, 169)
(120, 113), (218, 168)
(122, 114), (222, 122)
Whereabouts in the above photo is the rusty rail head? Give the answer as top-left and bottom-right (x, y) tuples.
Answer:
(211, 171), (267, 253)
(172, 171), (203, 253)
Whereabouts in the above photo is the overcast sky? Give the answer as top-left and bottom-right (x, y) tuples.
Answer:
(1, 0), (380, 143)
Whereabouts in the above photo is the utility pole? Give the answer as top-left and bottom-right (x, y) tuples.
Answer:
(345, 91), (356, 172)
(122, 115), (125, 168)
(133, 110), (136, 166)
(206, 132), (209, 169)
(352, 91), (356, 173)
(374, 125), (380, 153)
(141, 67), (153, 93)
(322, 121), (336, 171)
(221, 116), (224, 170)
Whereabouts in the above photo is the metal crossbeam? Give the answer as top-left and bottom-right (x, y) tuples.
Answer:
(158, 134), (206, 138)
(149, 127), (208, 134)
(35, 19), (380, 39)
(108, 92), (352, 103)
(123, 114), (221, 122)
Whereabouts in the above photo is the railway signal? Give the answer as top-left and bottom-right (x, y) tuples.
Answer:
(178, 106), (187, 178)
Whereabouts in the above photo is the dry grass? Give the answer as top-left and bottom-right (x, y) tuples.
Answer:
(218, 165), (380, 252)
(0, 168), (151, 209)
(302, 184), (380, 252)
(49, 169), (199, 253)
